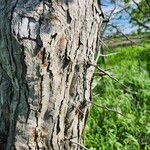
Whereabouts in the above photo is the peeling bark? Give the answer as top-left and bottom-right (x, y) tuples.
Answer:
(0, 0), (103, 149)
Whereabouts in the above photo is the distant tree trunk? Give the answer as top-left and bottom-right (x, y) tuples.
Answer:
(0, 0), (103, 149)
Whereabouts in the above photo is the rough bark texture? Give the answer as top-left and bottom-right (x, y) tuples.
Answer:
(0, 0), (103, 149)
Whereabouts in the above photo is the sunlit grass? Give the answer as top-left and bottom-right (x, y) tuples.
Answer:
(84, 39), (150, 150)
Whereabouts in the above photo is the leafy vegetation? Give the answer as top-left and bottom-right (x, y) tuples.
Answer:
(84, 38), (150, 150)
(124, 0), (150, 32)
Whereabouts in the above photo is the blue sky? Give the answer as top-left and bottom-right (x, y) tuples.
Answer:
(101, 0), (138, 35)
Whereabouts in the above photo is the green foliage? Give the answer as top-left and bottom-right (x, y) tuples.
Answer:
(124, 0), (150, 31)
(84, 39), (150, 150)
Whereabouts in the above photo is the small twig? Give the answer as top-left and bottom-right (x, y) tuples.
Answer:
(101, 0), (117, 35)
(132, 0), (146, 15)
(70, 140), (90, 150)
(87, 100), (128, 118)
(108, 24), (147, 48)
(73, 104), (84, 115)
(130, 16), (150, 31)
(99, 38), (113, 51)
(94, 68), (113, 74)
(89, 63), (127, 88)
(94, 72), (107, 78)
(110, 24), (135, 46)
(111, 4), (130, 16)
(95, 48), (100, 62)
(108, 0), (117, 20)
(89, 63), (137, 94)
(99, 52), (118, 57)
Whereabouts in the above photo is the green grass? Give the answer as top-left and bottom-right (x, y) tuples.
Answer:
(84, 39), (150, 150)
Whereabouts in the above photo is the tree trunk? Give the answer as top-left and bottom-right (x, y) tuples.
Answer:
(0, 0), (103, 149)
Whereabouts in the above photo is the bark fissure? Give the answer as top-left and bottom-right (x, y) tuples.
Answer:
(0, 0), (103, 149)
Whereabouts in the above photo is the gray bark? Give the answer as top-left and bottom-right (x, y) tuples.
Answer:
(0, 0), (103, 149)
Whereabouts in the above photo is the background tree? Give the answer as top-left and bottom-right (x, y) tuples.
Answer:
(100, 0), (150, 37)
(125, 0), (150, 32)
(0, 0), (104, 149)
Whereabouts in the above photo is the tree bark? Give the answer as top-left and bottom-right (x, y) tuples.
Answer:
(0, 0), (103, 149)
